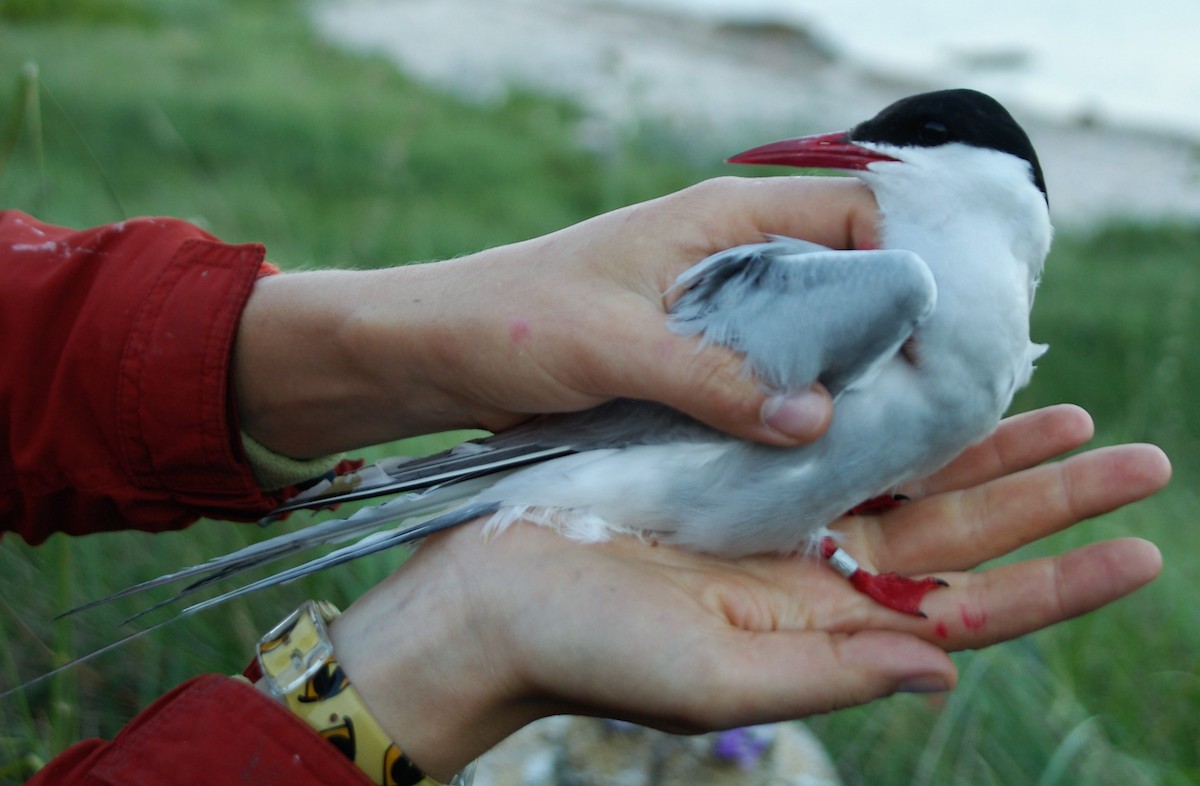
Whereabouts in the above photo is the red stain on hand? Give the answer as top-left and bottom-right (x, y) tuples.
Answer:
(508, 317), (531, 343)
(960, 605), (988, 632)
(933, 620), (949, 639)
(508, 317), (531, 351)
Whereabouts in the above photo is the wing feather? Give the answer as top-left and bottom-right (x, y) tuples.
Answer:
(669, 236), (937, 397)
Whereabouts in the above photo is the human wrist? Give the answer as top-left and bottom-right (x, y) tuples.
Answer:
(328, 542), (534, 780)
(248, 601), (444, 784)
(334, 256), (534, 436)
(234, 264), (494, 456)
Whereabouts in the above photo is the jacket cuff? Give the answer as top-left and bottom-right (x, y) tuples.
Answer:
(115, 235), (281, 520)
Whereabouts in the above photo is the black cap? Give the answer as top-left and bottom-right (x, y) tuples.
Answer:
(849, 88), (1047, 203)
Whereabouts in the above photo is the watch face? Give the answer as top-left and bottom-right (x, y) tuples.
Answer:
(258, 601), (339, 696)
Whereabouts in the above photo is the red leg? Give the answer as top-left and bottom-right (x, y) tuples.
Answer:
(820, 536), (946, 618)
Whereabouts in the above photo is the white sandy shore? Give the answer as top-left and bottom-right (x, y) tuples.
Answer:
(315, 0), (1200, 229)
(315, 0), (1200, 230)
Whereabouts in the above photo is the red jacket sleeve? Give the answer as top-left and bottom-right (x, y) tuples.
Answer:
(26, 675), (372, 786)
(2, 213), (374, 784)
(0, 210), (284, 542)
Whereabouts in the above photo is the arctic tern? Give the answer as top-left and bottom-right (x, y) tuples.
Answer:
(76, 88), (1052, 624)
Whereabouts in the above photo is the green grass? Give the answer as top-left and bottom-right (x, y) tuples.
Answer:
(0, 1), (710, 266)
(1, 1), (1197, 784)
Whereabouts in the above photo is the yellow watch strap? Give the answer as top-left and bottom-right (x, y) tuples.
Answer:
(256, 601), (444, 786)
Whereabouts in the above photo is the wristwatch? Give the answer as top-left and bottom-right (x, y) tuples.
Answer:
(253, 600), (452, 786)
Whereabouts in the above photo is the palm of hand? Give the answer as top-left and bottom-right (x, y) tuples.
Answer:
(429, 404), (1166, 733)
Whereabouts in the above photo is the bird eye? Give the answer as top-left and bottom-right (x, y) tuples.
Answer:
(918, 121), (950, 145)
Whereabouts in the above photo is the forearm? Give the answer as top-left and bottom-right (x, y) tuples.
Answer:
(233, 239), (580, 457)
(233, 264), (466, 458)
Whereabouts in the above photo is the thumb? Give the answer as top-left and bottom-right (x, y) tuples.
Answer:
(612, 321), (833, 445)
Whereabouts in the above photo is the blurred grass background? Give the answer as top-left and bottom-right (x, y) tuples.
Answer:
(0, 0), (1196, 783)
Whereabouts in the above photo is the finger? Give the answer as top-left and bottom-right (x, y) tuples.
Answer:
(875, 443), (1171, 574)
(910, 538), (1162, 651)
(655, 339), (834, 446)
(902, 404), (1095, 498)
(663, 630), (955, 730)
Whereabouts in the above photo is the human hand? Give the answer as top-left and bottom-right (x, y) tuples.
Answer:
(235, 177), (879, 457)
(329, 404), (1169, 780)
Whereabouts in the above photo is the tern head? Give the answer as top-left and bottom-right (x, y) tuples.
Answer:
(729, 89), (1046, 201)
(729, 88), (1051, 266)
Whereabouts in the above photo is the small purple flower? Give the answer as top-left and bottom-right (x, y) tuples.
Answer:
(712, 726), (773, 771)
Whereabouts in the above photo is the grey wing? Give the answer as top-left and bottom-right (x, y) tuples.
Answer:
(268, 399), (715, 519)
(56, 402), (715, 618)
(668, 236), (937, 397)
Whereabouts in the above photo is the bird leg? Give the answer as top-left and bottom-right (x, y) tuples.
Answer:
(819, 536), (947, 618)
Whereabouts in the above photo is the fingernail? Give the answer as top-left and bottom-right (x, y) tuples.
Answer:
(897, 675), (951, 694)
(761, 390), (828, 440)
